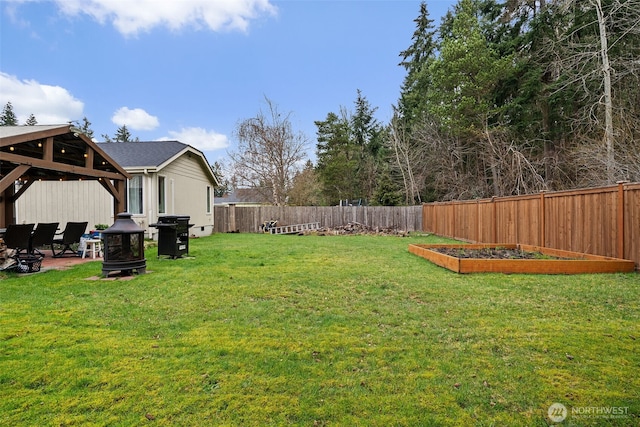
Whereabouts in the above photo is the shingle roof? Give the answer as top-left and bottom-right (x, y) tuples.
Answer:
(97, 140), (188, 168)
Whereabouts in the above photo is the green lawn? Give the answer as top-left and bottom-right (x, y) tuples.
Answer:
(1, 233), (638, 426)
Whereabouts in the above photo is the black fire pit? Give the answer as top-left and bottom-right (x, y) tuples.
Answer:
(101, 212), (146, 276)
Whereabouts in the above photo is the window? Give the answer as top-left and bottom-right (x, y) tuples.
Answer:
(158, 176), (166, 214)
(206, 186), (212, 213)
(128, 175), (143, 214)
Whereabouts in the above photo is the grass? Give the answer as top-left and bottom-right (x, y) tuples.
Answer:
(0, 233), (638, 426)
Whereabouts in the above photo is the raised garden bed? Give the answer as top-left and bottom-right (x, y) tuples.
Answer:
(408, 243), (635, 274)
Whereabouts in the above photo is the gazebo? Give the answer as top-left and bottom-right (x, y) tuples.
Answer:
(0, 125), (130, 228)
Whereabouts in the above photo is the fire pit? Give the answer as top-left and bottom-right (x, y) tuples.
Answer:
(101, 212), (146, 276)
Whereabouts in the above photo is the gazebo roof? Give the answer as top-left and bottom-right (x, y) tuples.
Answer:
(1, 124), (129, 182)
(0, 124), (130, 227)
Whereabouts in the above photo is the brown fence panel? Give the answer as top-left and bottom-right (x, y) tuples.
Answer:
(475, 201), (491, 243)
(213, 205), (422, 234)
(495, 198), (517, 244)
(422, 182), (640, 269)
(544, 187), (618, 257)
(494, 195), (538, 244)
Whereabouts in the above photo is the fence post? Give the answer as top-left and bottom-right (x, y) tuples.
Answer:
(617, 181), (627, 259)
(492, 197), (497, 243)
(452, 202), (457, 239)
(228, 203), (236, 233)
(475, 201), (479, 243)
(540, 191), (546, 248)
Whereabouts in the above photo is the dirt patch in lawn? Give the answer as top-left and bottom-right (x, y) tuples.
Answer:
(430, 247), (575, 260)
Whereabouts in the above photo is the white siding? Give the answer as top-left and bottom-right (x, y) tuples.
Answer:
(152, 154), (214, 238)
(15, 181), (113, 231)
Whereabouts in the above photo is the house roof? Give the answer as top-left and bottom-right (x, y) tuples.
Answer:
(98, 140), (219, 186)
(98, 140), (188, 168)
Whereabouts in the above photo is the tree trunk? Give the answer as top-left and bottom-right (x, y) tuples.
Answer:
(594, 0), (615, 183)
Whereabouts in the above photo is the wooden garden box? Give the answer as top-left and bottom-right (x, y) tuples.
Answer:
(408, 243), (635, 274)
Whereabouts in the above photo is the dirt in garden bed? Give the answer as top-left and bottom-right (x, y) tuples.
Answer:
(431, 247), (576, 260)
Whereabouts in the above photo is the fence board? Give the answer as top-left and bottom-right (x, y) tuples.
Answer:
(422, 183), (640, 269)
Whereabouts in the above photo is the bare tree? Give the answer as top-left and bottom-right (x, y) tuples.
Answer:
(544, 0), (640, 185)
(388, 111), (423, 204)
(228, 97), (308, 206)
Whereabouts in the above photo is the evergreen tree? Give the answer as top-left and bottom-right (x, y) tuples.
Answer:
(102, 125), (138, 142)
(73, 117), (95, 139)
(0, 102), (18, 126)
(372, 162), (404, 206)
(315, 110), (358, 205)
(427, 0), (514, 196)
(351, 90), (384, 202)
(115, 125), (133, 142)
(288, 160), (322, 206)
(397, 1), (437, 127)
(315, 91), (385, 205)
(25, 114), (38, 126)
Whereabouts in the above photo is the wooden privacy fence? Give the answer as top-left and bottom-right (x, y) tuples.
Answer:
(213, 205), (422, 234)
(422, 182), (640, 269)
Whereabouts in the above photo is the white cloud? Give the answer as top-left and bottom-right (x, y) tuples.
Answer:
(162, 127), (229, 151)
(111, 107), (159, 130)
(0, 72), (84, 124)
(52, 0), (277, 36)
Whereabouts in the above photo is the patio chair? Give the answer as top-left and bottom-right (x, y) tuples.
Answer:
(52, 222), (88, 258)
(2, 223), (35, 257)
(29, 222), (59, 257)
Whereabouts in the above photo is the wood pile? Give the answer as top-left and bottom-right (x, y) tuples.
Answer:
(302, 222), (410, 236)
(0, 239), (17, 271)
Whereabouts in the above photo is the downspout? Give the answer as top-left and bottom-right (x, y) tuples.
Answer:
(144, 168), (153, 239)
(170, 178), (175, 214)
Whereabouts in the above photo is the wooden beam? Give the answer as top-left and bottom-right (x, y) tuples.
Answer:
(10, 178), (35, 202)
(2, 151), (126, 181)
(0, 165), (31, 193)
(98, 178), (121, 203)
(0, 125), (69, 147)
(113, 179), (126, 217)
(43, 136), (53, 161)
(85, 147), (94, 168)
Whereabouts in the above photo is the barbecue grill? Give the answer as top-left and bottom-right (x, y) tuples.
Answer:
(150, 215), (193, 258)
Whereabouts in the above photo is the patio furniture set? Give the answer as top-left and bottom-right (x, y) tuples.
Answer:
(0, 221), (95, 272)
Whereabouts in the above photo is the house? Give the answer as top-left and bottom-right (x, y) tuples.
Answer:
(98, 141), (219, 238)
(14, 139), (219, 239)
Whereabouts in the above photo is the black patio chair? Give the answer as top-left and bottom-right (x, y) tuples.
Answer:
(52, 221), (88, 258)
(2, 223), (35, 257)
(29, 222), (59, 257)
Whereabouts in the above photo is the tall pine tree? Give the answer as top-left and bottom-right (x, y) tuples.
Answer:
(0, 102), (18, 126)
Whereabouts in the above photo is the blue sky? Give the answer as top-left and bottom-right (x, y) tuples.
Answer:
(1, 0), (455, 164)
